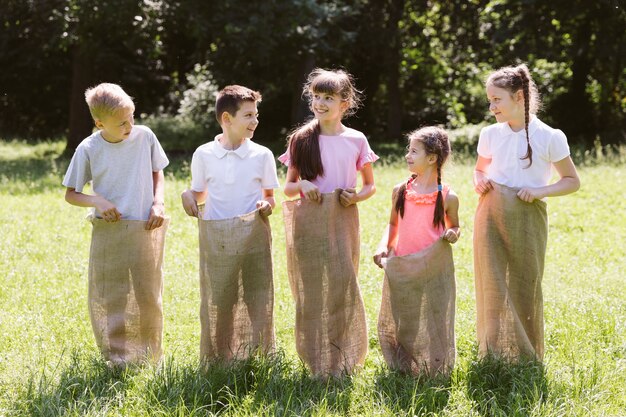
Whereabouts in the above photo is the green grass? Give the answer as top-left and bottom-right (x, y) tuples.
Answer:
(0, 139), (624, 416)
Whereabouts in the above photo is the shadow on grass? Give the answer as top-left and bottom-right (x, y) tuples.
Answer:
(12, 350), (359, 416)
(11, 351), (134, 416)
(466, 354), (548, 417)
(373, 366), (452, 415)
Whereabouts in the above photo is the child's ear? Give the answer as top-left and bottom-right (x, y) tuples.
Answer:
(516, 89), (524, 103)
(221, 111), (232, 126)
(94, 119), (104, 129)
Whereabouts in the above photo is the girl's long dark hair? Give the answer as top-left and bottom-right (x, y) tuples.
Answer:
(288, 119), (323, 180)
(286, 68), (362, 180)
(394, 126), (450, 230)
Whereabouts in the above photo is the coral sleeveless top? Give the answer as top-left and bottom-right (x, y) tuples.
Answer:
(394, 179), (449, 257)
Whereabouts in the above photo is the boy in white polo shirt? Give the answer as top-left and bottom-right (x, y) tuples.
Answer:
(181, 85), (279, 361)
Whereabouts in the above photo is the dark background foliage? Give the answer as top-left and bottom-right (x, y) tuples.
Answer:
(1, 0), (624, 154)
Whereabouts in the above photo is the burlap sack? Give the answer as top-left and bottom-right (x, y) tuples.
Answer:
(378, 239), (456, 376)
(474, 182), (548, 360)
(88, 218), (169, 365)
(282, 190), (368, 377)
(198, 210), (274, 362)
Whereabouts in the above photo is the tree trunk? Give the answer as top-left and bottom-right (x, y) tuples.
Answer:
(385, 0), (405, 141)
(291, 51), (316, 127)
(64, 45), (95, 157)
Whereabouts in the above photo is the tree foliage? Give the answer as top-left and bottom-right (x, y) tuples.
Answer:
(0, 0), (624, 152)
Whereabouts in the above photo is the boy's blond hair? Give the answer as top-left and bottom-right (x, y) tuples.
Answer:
(85, 83), (135, 121)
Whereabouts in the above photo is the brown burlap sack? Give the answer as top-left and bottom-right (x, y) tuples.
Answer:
(198, 210), (274, 362)
(474, 182), (548, 360)
(88, 218), (169, 365)
(282, 190), (368, 377)
(378, 239), (456, 376)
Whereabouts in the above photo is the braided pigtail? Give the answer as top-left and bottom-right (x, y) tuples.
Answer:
(394, 175), (416, 218)
(433, 164), (445, 229)
(518, 68), (533, 167)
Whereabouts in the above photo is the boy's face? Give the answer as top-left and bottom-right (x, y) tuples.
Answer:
(95, 108), (134, 143)
(223, 101), (259, 141)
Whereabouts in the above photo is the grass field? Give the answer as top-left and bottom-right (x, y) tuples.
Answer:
(0, 139), (624, 416)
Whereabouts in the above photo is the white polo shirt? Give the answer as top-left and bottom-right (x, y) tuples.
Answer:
(190, 136), (280, 220)
(477, 116), (570, 189)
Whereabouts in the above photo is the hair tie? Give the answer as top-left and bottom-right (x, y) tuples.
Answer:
(438, 184), (443, 192)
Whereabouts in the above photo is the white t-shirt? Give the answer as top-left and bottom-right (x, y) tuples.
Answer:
(190, 136), (280, 220)
(62, 125), (169, 220)
(477, 117), (570, 188)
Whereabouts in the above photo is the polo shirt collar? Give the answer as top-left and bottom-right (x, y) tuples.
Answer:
(213, 135), (251, 159)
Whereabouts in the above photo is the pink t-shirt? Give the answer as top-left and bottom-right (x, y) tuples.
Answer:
(278, 127), (379, 193)
(394, 182), (450, 257)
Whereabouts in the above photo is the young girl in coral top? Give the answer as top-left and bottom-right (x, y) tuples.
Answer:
(279, 68), (378, 377)
(373, 126), (459, 375)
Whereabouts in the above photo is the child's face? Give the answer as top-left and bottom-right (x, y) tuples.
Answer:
(95, 108), (134, 143)
(486, 84), (524, 125)
(310, 91), (347, 123)
(405, 139), (436, 174)
(224, 101), (259, 141)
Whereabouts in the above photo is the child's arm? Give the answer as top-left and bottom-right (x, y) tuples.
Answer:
(181, 188), (207, 218)
(146, 170), (166, 230)
(442, 191), (460, 244)
(373, 185), (400, 268)
(284, 166), (322, 203)
(256, 189), (276, 217)
(517, 156), (580, 202)
(340, 163), (376, 207)
(65, 188), (121, 222)
(473, 156), (494, 195)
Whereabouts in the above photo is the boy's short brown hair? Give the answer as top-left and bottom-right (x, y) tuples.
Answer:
(85, 83), (135, 121)
(215, 85), (262, 124)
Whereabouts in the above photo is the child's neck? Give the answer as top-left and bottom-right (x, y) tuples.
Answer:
(318, 119), (345, 136)
(219, 133), (245, 150)
(507, 113), (530, 132)
(410, 169), (438, 193)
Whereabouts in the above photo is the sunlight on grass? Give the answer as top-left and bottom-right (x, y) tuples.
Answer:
(1, 139), (624, 416)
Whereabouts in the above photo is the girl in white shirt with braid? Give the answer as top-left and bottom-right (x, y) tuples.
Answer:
(473, 63), (580, 361)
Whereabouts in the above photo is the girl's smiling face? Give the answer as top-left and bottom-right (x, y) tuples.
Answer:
(310, 91), (347, 123)
(405, 138), (436, 174)
(486, 84), (524, 126)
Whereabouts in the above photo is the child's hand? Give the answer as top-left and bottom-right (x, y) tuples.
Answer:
(300, 180), (322, 203)
(474, 178), (494, 195)
(373, 247), (394, 268)
(146, 203), (165, 230)
(442, 229), (459, 244)
(181, 190), (199, 217)
(256, 200), (273, 217)
(340, 188), (359, 207)
(96, 197), (122, 222)
(517, 187), (544, 203)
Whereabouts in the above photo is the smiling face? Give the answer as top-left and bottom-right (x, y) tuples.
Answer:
(223, 100), (259, 142)
(405, 138), (436, 175)
(486, 84), (524, 127)
(95, 108), (134, 143)
(310, 91), (348, 123)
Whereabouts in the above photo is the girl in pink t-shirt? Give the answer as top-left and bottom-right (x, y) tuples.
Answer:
(279, 68), (377, 376)
(373, 126), (460, 266)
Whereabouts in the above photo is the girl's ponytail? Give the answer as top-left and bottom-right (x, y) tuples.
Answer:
(288, 119), (323, 180)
